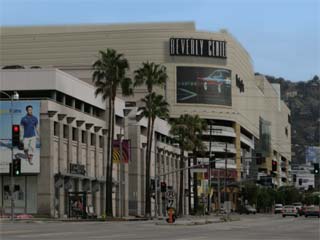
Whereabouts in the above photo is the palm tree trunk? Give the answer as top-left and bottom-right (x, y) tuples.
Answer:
(193, 151), (199, 212)
(109, 100), (115, 216)
(178, 147), (184, 216)
(105, 97), (112, 217)
(145, 115), (152, 217)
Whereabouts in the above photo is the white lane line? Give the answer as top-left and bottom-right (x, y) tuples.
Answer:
(88, 233), (136, 239)
(16, 231), (75, 238)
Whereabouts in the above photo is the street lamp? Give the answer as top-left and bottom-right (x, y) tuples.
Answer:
(0, 90), (19, 221)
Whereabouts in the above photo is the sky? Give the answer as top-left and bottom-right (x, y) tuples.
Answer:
(0, 0), (319, 82)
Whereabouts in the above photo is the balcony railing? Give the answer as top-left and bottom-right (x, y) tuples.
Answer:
(204, 126), (236, 137)
(240, 134), (254, 149)
(204, 142), (236, 153)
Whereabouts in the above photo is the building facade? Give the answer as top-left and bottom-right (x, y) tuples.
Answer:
(0, 69), (185, 217)
(0, 22), (291, 215)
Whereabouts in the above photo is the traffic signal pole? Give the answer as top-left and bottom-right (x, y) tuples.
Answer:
(10, 98), (15, 222)
(1, 91), (19, 222)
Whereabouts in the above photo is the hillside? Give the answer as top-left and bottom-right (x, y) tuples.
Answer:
(261, 74), (320, 164)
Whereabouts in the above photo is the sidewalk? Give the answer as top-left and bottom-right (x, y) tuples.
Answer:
(0, 214), (149, 223)
(154, 214), (240, 226)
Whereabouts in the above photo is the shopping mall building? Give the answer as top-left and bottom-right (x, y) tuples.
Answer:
(0, 22), (291, 217)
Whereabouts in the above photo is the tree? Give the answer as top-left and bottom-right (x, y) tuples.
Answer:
(92, 49), (133, 217)
(170, 114), (206, 216)
(186, 116), (207, 212)
(134, 61), (167, 94)
(139, 93), (169, 216)
(134, 62), (168, 217)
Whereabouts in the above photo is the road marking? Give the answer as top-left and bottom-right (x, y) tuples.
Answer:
(1, 230), (35, 235)
(88, 233), (136, 239)
(16, 231), (76, 238)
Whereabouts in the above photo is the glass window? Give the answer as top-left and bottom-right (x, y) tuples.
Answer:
(81, 130), (87, 143)
(91, 133), (96, 146)
(72, 127), (78, 141)
(63, 124), (69, 139)
(54, 122), (59, 136)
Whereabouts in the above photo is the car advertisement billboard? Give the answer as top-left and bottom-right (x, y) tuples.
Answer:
(176, 66), (232, 105)
(0, 100), (40, 173)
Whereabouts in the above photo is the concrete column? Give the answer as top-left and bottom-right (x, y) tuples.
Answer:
(37, 114), (55, 217)
(234, 123), (241, 182)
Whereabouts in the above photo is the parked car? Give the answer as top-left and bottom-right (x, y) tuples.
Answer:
(304, 206), (320, 218)
(282, 205), (299, 217)
(274, 204), (283, 214)
(293, 202), (303, 216)
(239, 205), (257, 214)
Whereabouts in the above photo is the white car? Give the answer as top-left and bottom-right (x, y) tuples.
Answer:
(282, 205), (299, 217)
(197, 69), (231, 93)
(274, 204), (283, 214)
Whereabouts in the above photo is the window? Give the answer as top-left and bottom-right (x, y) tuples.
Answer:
(72, 127), (78, 141)
(75, 99), (82, 111)
(63, 125), (69, 139)
(99, 136), (104, 148)
(288, 115), (291, 124)
(84, 103), (91, 114)
(285, 127), (288, 137)
(91, 133), (96, 146)
(56, 91), (64, 103)
(65, 95), (73, 107)
(54, 122), (59, 136)
(81, 130), (87, 143)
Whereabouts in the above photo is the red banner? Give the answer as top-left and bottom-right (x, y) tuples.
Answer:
(112, 140), (130, 164)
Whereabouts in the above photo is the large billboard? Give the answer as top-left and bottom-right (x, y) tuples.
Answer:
(0, 100), (40, 173)
(176, 66), (232, 105)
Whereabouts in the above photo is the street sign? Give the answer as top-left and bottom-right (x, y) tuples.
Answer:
(166, 190), (175, 200)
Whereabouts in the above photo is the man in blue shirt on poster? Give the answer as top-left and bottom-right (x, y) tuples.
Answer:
(20, 105), (39, 165)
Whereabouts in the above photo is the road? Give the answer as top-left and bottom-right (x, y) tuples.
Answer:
(1, 214), (319, 240)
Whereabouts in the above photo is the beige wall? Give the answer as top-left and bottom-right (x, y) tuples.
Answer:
(0, 22), (291, 163)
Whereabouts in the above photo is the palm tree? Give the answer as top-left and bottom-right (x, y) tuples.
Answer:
(134, 62), (168, 216)
(187, 116), (207, 212)
(92, 49), (133, 217)
(139, 93), (169, 216)
(170, 114), (207, 216)
(134, 61), (167, 93)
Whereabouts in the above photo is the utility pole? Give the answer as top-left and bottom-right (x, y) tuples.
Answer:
(208, 124), (213, 214)
(188, 156), (191, 214)
(224, 143), (228, 208)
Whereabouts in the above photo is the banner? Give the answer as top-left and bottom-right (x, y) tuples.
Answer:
(112, 140), (130, 164)
(0, 100), (40, 173)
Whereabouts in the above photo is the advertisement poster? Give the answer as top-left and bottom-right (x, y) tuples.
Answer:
(176, 66), (232, 105)
(0, 100), (40, 173)
(112, 140), (131, 164)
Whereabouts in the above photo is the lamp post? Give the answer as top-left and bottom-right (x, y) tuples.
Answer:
(0, 91), (19, 222)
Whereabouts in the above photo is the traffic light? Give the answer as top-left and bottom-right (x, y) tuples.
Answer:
(272, 161), (277, 172)
(160, 182), (167, 193)
(10, 158), (21, 176)
(314, 163), (319, 175)
(12, 125), (20, 147)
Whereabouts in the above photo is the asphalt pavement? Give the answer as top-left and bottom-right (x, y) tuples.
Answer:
(0, 214), (319, 240)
